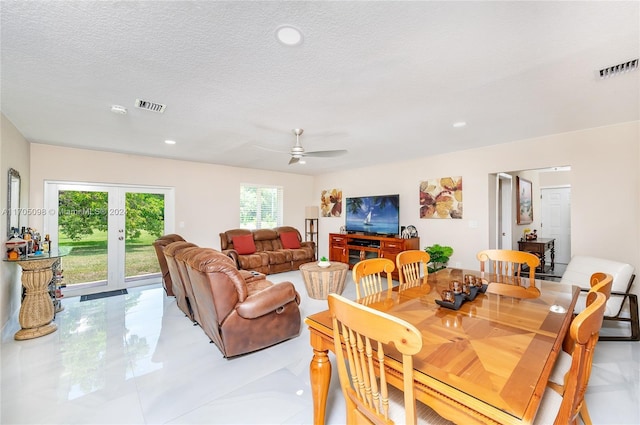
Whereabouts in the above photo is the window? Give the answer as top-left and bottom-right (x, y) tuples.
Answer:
(240, 184), (283, 229)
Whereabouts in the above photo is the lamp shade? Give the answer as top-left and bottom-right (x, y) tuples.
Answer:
(305, 206), (319, 219)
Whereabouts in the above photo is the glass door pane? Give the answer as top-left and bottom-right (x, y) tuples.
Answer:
(57, 189), (109, 287)
(124, 191), (164, 281)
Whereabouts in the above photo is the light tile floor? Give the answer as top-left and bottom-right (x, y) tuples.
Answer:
(1, 270), (639, 424)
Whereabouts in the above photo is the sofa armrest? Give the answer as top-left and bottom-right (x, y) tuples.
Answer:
(221, 249), (240, 269)
(301, 241), (315, 250)
(236, 282), (299, 319)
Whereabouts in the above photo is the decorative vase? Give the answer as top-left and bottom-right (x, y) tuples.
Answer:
(318, 261), (331, 268)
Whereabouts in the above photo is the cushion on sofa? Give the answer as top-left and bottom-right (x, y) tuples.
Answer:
(233, 234), (256, 255)
(560, 255), (634, 316)
(280, 231), (301, 249)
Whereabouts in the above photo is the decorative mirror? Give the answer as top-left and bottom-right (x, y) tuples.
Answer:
(7, 168), (20, 237)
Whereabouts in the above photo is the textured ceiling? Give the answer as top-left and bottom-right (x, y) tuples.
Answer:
(1, 1), (639, 175)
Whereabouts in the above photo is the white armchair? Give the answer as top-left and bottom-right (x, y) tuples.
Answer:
(560, 255), (638, 341)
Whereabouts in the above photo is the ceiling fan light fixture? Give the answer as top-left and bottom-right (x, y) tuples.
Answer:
(276, 25), (303, 46)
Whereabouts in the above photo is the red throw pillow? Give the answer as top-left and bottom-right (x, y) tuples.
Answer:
(232, 234), (256, 255)
(280, 231), (301, 249)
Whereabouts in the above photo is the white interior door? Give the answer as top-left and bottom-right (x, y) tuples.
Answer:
(498, 174), (513, 249)
(540, 186), (571, 264)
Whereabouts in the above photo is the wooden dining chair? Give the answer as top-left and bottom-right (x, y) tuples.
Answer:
(352, 258), (395, 299)
(547, 273), (613, 425)
(534, 291), (607, 425)
(476, 249), (540, 282)
(396, 250), (430, 287)
(328, 294), (451, 425)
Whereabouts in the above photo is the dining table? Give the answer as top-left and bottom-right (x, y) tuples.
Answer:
(304, 268), (580, 425)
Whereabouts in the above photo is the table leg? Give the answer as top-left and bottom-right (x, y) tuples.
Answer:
(550, 242), (555, 270)
(309, 342), (331, 424)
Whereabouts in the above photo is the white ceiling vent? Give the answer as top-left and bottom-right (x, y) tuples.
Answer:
(598, 59), (638, 79)
(135, 99), (166, 113)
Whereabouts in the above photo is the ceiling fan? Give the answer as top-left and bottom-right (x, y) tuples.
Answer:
(286, 128), (347, 165)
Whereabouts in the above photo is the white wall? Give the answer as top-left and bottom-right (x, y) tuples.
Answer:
(1, 114), (30, 335)
(314, 121), (640, 280)
(3, 119), (639, 333)
(28, 145), (315, 249)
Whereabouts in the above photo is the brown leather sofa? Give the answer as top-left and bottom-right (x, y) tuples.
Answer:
(165, 242), (269, 324)
(219, 226), (315, 274)
(152, 234), (186, 296)
(185, 248), (302, 357)
(163, 241), (199, 320)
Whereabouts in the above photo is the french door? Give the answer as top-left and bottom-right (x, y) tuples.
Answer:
(44, 182), (174, 293)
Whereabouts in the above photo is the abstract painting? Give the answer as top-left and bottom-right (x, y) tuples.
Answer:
(419, 177), (463, 219)
(321, 188), (342, 217)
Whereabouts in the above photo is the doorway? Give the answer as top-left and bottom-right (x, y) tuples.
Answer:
(44, 182), (174, 294)
(540, 186), (571, 264)
(497, 173), (513, 250)
(491, 167), (571, 264)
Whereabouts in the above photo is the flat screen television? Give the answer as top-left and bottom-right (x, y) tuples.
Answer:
(345, 194), (400, 236)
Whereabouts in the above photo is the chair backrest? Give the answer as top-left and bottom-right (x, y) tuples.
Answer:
(395, 250), (430, 286)
(163, 241), (198, 319)
(589, 272), (613, 301)
(562, 272), (612, 354)
(152, 234), (186, 295)
(553, 291), (607, 424)
(477, 249), (540, 281)
(328, 294), (423, 425)
(352, 258), (395, 299)
(560, 255), (634, 316)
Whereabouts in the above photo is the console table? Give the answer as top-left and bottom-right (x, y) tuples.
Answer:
(518, 238), (555, 273)
(329, 233), (419, 281)
(5, 250), (68, 340)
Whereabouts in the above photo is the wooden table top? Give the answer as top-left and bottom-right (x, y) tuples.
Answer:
(299, 261), (349, 272)
(305, 268), (579, 424)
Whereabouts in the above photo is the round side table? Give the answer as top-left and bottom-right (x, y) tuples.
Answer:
(299, 261), (349, 300)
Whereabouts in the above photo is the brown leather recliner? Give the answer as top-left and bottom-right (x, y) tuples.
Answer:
(185, 248), (302, 357)
(164, 241), (199, 321)
(175, 246), (206, 325)
(153, 234), (186, 296)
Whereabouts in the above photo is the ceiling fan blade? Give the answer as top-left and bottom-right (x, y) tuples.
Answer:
(304, 149), (348, 158)
(289, 156), (300, 165)
(253, 145), (289, 154)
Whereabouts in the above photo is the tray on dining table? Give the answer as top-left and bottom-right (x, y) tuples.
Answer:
(435, 283), (488, 310)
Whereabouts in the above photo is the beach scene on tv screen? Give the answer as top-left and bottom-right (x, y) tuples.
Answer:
(346, 195), (399, 234)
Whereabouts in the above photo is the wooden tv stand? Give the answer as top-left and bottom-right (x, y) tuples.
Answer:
(329, 233), (420, 281)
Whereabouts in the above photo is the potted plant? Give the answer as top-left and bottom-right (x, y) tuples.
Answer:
(318, 256), (331, 268)
(424, 244), (454, 273)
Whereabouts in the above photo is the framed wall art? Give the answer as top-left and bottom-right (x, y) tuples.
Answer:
(320, 188), (342, 217)
(419, 177), (463, 219)
(516, 177), (533, 224)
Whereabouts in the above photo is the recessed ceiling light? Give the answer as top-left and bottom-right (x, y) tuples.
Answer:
(276, 25), (303, 46)
(111, 105), (127, 114)
(164, 140), (176, 145)
(452, 121), (467, 128)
